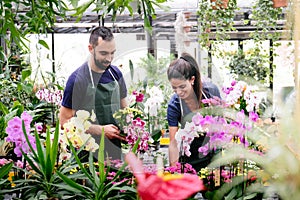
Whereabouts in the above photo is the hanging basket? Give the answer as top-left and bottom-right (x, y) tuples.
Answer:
(272, 0), (288, 8)
(211, 0), (229, 9)
(183, 11), (191, 19)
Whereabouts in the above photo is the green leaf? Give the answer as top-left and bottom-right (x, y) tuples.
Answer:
(50, 122), (60, 167)
(0, 102), (9, 115)
(38, 39), (50, 50)
(129, 59), (134, 81)
(0, 162), (13, 179)
(98, 127), (105, 183)
(35, 128), (46, 171)
(68, 141), (94, 183)
(21, 69), (31, 82)
(56, 171), (91, 196)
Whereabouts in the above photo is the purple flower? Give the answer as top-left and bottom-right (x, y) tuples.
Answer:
(249, 111), (259, 122)
(5, 111), (36, 157)
(35, 122), (43, 133)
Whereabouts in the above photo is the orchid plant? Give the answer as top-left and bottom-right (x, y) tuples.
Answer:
(173, 79), (270, 199)
(114, 90), (150, 153)
(61, 110), (99, 156)
(5, 111), (37, 157)
(35, 87), (63, 106)
(222, 80), (262, 115)
(175, 109), (259, 158)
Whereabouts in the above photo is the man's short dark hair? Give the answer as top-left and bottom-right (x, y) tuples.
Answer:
(89, 26), (114, 47)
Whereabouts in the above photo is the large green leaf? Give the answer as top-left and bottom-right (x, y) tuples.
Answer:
(0, 162), (13, 179)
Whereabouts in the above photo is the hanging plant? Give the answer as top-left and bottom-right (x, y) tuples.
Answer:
(197, 0), (237, 51)
(249, 0), (286, 42)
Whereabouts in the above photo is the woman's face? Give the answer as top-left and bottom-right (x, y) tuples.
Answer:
(170, 77), (194, 99)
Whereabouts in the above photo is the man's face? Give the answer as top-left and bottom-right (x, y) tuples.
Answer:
(92, 37), (116, 70)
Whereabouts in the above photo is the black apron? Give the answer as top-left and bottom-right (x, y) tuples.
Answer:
(178, 93), (212, 172)
(84, 66), (122, 160)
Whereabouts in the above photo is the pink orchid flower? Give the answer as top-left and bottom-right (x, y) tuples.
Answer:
(125, 152), (204, 200)
(132, 117), (145, 128)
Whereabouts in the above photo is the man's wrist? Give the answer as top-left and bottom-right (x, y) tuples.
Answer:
(99, 125), (104, 134)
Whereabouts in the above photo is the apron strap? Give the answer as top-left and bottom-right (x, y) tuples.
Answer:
(108, 68), (117, 82)
(88, 63), (117, 87)
(88, 62), (95, 88)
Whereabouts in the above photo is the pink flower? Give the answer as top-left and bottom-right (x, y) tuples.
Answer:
(5, 112), (36, 157)
(35, 122), (43, 133)
(249, 111), (259, 122)
(132, 117), (145, 128)
(136, 93), (144, 102)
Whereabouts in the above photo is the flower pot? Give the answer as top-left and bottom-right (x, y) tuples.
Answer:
(272, 0), (288, 8)
(183, 11), (191, 19)
(183, 25), (192, 33)
(211, 0), (229, 9)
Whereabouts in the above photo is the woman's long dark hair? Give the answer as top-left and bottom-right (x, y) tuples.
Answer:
(167, 52), (203, 106)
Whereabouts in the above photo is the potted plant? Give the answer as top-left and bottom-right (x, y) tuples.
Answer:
(272, 0), (288, 8)
(248, 0), (288, 88)
(197, 0), (238, 52)
(249, 0), (286, 42)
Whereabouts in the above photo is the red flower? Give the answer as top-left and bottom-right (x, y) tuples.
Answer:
(125, 152), (205, 200)
(136, 93), (144, 102)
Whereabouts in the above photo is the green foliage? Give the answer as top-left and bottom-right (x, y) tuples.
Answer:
(130, 53), (173, 92)
(57, 129), (138, 199)
(69, 0), (169, 33)
(250, 0), (285, 42)
(0, 0), (68, 50)
(1, 121), (83, 199)
(197, 0), (237, 52)
(227, 47), (270, 84)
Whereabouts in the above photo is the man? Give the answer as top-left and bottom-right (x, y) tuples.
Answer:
(59, 26), (127, 160)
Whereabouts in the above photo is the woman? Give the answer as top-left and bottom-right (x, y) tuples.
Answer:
(167, 52), (221, 171)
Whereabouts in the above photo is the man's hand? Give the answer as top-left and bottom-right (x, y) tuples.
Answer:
(101, 124), (126, 140)
(87, 124), (125, 141)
